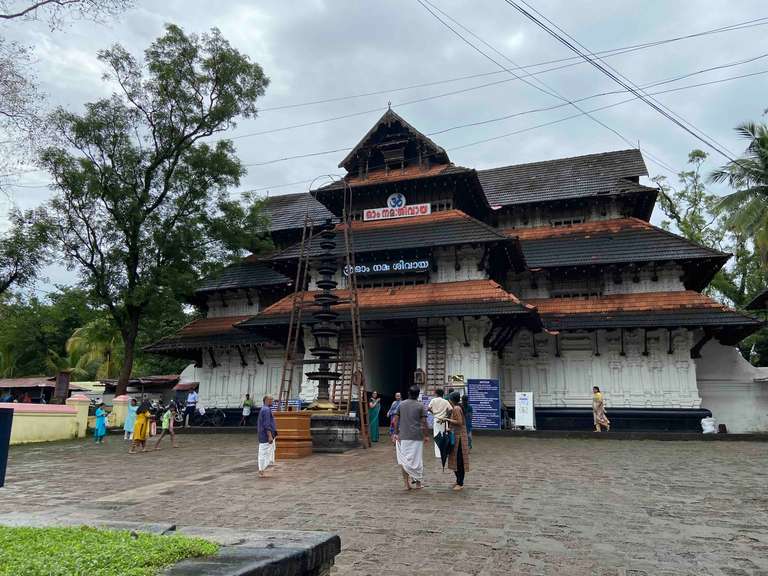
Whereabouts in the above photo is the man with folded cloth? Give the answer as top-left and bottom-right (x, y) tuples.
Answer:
(427, 387), (452, 459)
(256, 395), (278, 478)
(393, 385), (431, 490)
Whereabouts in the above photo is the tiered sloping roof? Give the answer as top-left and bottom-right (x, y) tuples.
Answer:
(746, 287), (768, 311)
(527, 291), (762, 344)
(507, 218), (729, 290)
(239, 280), (536, 327)
(270, 209), (513, 260)
(144, 315), (273, 355)
(478, 149), (651, 207)
(195, 262), (291, 295)
(263, 192), (335, 232)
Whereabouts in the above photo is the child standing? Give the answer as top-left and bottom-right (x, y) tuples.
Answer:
(154, 405), (178, 449)
(129, 401), (151, 454)
(94, 402), (108, 444)
(123, 398), (138, 440)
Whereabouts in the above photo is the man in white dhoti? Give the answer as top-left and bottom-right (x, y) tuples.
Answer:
(427, 388), (452, 458)
(393, 385), (430, 490)
(256, 395), (277, 478)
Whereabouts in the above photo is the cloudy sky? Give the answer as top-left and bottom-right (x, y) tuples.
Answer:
(2, 0), (767, 288)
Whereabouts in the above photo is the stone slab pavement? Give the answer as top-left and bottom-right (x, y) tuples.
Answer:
(1, 433), (767, 576)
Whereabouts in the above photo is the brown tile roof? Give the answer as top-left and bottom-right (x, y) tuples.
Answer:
(504, 217), (652, 240)
(316, 163), (471, 191)
(527, 291), (763, 344)
(240, 280), (536, 327)
(527, 291), (721, 315)
(144, 315), (272, 353)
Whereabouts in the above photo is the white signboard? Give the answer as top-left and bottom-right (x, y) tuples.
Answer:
(363, 203), (431, 222)
(515, 392), (535, 428)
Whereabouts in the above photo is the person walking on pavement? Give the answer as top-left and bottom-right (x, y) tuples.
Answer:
(93, 402), (108, 444)
(257, 395), (278, 478)
(393, 385), (431, 491)
(592, 386), (610, 432)
(184, 386), (199, 428)
(441, 391), (470, 492)
(123, 398), (138, 440)
(386, 392), (402, 440)
(154, 404), (178, 450)
(240, 393), (253, 426)
(427, 388), (452, 458)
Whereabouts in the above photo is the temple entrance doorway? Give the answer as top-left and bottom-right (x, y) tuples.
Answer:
(363, 332), (417, 427)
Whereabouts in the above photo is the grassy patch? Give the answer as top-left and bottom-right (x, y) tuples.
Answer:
(0, 525), (218, 576)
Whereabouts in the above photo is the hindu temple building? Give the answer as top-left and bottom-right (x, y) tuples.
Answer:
(146, 110), (767, 432)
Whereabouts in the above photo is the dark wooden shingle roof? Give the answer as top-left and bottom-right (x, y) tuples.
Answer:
(270, 209), (511, 261)
(263, 193), (335, 232)
(513, 218), (728, 267)
(195, 262), (290, 295)
(478, 149), (649, 207)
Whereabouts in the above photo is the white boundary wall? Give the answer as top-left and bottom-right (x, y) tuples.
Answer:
(696, 340), (768, 433)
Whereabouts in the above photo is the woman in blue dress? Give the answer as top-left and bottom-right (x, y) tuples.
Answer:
(123, 398), (138, 440)
(94, 402), (108, 444)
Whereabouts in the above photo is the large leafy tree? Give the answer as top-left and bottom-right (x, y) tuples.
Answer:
(0, 0), (133, 191)
(711, 121), (768, 268)
(657, 149), (766, 365)
(0, 208), (49, 296)
(39, 24), (271, 395)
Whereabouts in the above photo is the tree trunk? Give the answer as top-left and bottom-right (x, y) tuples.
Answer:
(115, 320), (139, 397)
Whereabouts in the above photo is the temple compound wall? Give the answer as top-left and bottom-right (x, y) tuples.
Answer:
(696, 340), (768, 433)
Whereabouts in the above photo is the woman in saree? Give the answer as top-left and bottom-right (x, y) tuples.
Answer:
(592, 386), (610, 432)
(368, 391), (381, 443)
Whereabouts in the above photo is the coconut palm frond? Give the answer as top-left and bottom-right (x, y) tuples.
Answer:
(715, 187), (759, 213)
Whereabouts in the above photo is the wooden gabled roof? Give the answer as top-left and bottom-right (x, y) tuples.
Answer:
(478, 149), (650, 207)
(338, 108), (449, 172)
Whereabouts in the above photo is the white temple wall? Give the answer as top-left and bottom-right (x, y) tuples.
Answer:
(206, 292), (260, 318)
(433, 247), (487, 283)
(696, 340), (768, 433)
(500, 329), (701, 408)
(193, 347), (286, 408)
(429, 319), (499, 382)
(507, 265), (686, 300)
(497, 201), (622, 229)
(603, 265), (685, 295)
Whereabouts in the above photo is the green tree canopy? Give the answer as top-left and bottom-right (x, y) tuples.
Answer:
(38, 24), (271, 394)
(711, 121), (768, 268)
(0, 208), (49, 296)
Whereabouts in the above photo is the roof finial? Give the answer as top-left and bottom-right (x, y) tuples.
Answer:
(387, 100), (391, 110)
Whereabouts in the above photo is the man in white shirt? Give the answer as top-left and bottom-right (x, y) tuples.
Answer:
(184, 387), (199, 427)
(427, 388), (452, 458)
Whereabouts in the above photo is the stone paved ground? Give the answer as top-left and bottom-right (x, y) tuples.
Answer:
(1, 433), (767, 576)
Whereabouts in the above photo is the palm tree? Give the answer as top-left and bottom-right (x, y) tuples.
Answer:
(66, 317), (123, 380)
(45, 349), (90, 381)
(711, 121), (768, 268)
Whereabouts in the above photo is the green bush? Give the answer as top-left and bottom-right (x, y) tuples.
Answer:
(0, 526), (218, 576)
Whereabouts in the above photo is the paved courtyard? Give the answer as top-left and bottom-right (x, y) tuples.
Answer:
(1, 433), (767, 575)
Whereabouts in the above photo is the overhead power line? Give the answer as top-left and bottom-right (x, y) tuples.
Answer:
(258, 15), (768, 113)
(503, 0), (742, 164)
(416, 0), (676, 174)
(237, 68), (768, 171)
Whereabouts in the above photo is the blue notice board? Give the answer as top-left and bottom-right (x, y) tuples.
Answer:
(467, 379), (501, 430)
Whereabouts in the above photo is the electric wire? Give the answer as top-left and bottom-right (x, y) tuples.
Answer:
(258, 15), (768, 113)
(503, 0), (743, 164)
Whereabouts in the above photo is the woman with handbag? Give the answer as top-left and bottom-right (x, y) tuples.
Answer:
(440, 391), (470, 492)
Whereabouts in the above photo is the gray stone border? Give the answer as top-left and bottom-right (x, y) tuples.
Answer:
(0, 514), (340, 576)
